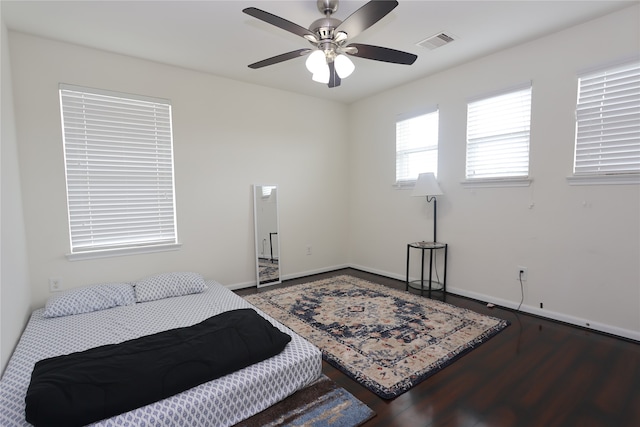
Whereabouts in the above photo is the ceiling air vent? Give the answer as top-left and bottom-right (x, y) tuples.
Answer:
(417, 32), (456, 50)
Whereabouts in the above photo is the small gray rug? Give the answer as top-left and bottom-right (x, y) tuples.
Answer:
(235, 375), (375, 427)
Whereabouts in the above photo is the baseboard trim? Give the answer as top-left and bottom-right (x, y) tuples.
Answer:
(348, 264), (407, 282)
(225, 280), (255, 291)
(224, 264), (350, 291)
(281, 264), (350, 282)
(449, 287), (640, 342)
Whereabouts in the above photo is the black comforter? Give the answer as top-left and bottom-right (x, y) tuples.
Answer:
(25, 308), (292, 427)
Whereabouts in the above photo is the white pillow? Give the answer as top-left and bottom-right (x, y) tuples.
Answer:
(133, 272), (206, 303)
(43, 283), (136, 318)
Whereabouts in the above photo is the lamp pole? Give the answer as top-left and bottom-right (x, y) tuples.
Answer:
(427, 196), (437, 243)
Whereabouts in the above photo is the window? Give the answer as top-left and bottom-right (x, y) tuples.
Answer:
(59, 84), (178, 258)
(466, 84), (532, 180)
(574, 59), (640, 176)
(261, 185), (276, 198)
(395, 108), (439, 185)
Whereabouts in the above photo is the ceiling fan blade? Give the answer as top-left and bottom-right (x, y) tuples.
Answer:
(243, 7), (318, 42)
(328, 61), (341, 88)
(335, 0), (398, 40)
(347, 43), (417, 65)
(248, 49), (312, 69)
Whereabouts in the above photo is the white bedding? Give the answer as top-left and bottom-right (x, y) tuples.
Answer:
(0, 280), (322, 426)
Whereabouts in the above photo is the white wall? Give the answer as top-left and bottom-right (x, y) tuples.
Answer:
(1, 21), (32, 373)
(348, 5), (640, 340)
(8, 32), (350, 310)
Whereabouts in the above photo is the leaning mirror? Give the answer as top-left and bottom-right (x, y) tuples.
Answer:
(253, 185), (281, 287)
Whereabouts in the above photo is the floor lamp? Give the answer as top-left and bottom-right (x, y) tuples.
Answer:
(411, 172), (443, 242)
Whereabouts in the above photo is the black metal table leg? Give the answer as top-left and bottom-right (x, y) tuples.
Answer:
(420, 247), (425, 296)
(405, 244), (410, 291)
(443, 244), (448, 295)
(428, 247), (434, 298)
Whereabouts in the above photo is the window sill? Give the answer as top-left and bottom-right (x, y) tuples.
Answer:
(566, 174), (640, 186)
(394, 180), (417, 189)
(461, 177), (532, 188)
(66, 243), (182, 261)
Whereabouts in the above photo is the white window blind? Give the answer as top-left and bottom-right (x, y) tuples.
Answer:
(466, 84), (532, 179)
(59, 84), (178, 254)
(574, 60), (640, 175)
(396, 108), (439, 184)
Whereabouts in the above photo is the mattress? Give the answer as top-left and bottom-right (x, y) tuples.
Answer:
(0, 280), (322, 426)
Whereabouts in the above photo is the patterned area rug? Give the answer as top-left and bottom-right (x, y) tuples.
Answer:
(245, 275), (509, 399)
(235, 375), (375, 427)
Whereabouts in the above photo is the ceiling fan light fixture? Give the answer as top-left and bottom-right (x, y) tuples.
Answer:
(305, 49), (327, 74)
(335, 54), (355, 78)
(312, 65), (330, 83)
(303, 34), (319, 43)
(244, 0), (417, 88)
(334, 31), (348, 44)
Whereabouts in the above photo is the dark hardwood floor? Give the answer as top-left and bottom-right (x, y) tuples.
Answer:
(235, 268), (640, 427)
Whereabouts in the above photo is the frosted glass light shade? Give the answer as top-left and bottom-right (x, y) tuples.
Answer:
(335, 54), (355, 78)
(312, 64), (330, 83)
(305, 50), (327, 74)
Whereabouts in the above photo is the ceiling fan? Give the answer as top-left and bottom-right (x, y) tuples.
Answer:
(243, 0), (417, 88)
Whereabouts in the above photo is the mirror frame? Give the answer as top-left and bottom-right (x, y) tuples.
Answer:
(253, 184), (281, 287)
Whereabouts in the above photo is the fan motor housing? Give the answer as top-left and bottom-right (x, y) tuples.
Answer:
(309, 17), (341, 40)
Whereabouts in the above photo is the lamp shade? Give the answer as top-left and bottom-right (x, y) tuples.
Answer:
(411, 172), (443, 197)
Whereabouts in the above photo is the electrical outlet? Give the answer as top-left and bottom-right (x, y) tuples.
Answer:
(306, 245), (312, 255)
(49, 277), (62, 292)
(517, 266), (528, 281)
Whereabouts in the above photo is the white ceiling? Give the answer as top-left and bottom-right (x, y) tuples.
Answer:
(2, 0), (636, 104)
